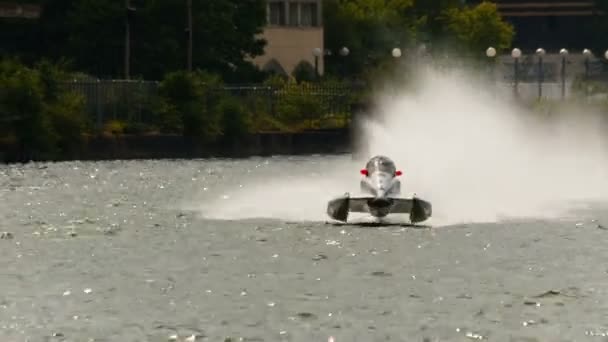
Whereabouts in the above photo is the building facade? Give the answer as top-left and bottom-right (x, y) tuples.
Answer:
(467, 0), (603, 52)
(0, 2), (41, 19)
(252, 0), (324, 78)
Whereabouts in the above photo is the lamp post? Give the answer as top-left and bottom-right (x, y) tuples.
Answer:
(536, 48), (545, 99)
(124, 0), (136, 79)
(583, 48), (592, 77)
(392, 47), (402, 58)
(583, 48), (592, 98)
(339, 46), (349, 79)
(391, 48), (402, 94)
(559, 48), (568, 100)
(511, 48), (522, 98)
(340, 47), (350, 57)
(486, 46), (496, 84)
(312, 47), (322, 80)
(392, 48), (402, 76)
(486, 46), (496, 58)
(186, 0), (192, 72)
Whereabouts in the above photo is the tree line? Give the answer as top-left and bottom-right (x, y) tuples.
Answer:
(0, 0), (519, 161)
(1, 0), (516, 82)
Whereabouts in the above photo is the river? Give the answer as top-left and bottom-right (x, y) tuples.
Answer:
(1, 156), (608, 342)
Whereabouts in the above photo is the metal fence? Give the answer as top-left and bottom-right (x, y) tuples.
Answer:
(492, 56), (608, 101)
(61, 80), (363, 130)
(59, 67), (608, 130)
(62, 79), (160, 129)
(221, 83), (360, 128)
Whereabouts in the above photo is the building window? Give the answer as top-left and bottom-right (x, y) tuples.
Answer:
(289, 2), (299, 26)
(268, 1), (320, 27)
(300, 2), (318, 26)
(268, 1), (285, 26)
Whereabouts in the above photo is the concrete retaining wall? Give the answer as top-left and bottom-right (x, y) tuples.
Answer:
(0, 130), (353, 163)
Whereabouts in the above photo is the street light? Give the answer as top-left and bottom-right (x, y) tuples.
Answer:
(536, 48), (545, 99)
(583, 48), (592, 78)
(511, 48), (522, 98)
(583, 48), (592, 57)
(486, 47), (496, 58)
(486, 47), (497, 85)
(560, 48), (569, 100)
(312, 47), (322, 80)
(511, 48), (522, 59)
(337, 46), (349, 79)
(392, 48), (402, 58)
(583, 48), (592, 98)
(604, 49), (608, 60)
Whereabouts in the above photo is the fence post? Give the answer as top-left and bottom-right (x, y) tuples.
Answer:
(95, 80), (102, 130)
(269, 86), (276, 117)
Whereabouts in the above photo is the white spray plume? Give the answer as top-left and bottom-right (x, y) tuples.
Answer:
(356, 64), (608, 225)
(193, 64), (608, 226)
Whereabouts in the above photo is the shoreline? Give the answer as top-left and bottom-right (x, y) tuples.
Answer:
(0, 129), (355, 164)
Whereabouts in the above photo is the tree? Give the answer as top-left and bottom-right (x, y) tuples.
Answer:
(2, 0), (268, 80)
(440, 1), (515, 56)
(64, 0), (126, 77)
(323, 0), (420, 79)
(130, 0), (267, 80)
(411, 0), (464, 43)
(586, 0), (608, 57)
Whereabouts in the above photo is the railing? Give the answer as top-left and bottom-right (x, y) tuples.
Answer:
(62, 79), (161, 128)
(60, 80), (364, 130)
(52, 69), (608, 130)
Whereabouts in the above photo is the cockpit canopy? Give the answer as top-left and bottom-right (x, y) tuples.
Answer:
(365, 155), (397, 174)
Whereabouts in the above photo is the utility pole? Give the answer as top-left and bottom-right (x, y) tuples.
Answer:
(125, 0), (136, 79)
(125, 0), (130, 79)
(187, 0), (193, 72)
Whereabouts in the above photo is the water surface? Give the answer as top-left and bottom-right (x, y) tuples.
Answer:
(1, 157), (607, 341)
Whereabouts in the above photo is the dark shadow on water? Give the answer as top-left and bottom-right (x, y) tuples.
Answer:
(325, 221), (432, 229)
(196, 216), (433, 229)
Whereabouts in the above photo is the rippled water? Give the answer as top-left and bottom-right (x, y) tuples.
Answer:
(1, 156), (608, 341)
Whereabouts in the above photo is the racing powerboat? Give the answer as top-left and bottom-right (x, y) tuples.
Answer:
(326, 155), (432, 223)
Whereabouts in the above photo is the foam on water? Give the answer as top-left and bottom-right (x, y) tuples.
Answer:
(359, 65), (608, 225)
(189, 157), (364, 222)
(192, 64), (608, 226)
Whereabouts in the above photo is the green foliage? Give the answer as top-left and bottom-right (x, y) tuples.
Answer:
(0, 57), (88, 159)
(411, 0), (463, 40)
(45, 91), (88, 153)
(323, 0), (420, 78)
(323, 0), (515, 80)
(4, 0), (268, 80)
(217, 97), (253, 143)
(103, 120), (127, 135)
(157, 70), (223, 142)
(157, 69), (260, 143)
(440, 1), (514, 55)
(263, 74), (290, 88)
(0, 58), (53, 155)
(5, 0), (517, 86)
(292, 61), (317, 83)
(1, 58), (362, 158)
(269, 80), (353, 131)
